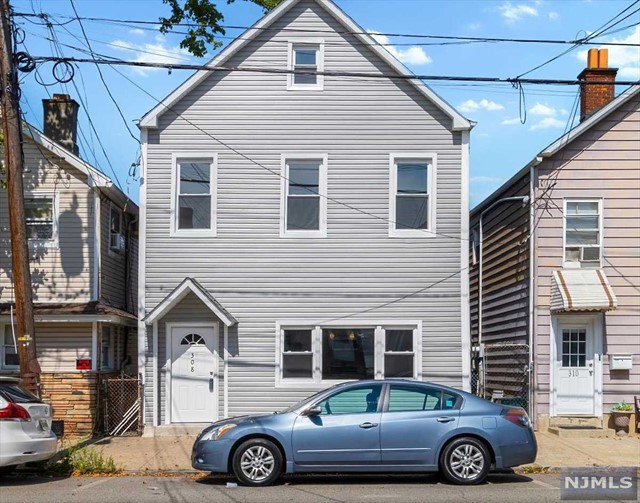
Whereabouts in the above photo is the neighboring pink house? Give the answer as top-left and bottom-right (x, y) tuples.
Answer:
(470, 49), (639, 435)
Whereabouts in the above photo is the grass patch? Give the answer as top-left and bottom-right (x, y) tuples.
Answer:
(518, 464), (550, 474)
(44, 441), (120, 476)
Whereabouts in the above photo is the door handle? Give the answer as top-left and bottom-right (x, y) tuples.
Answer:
(359, 422), (378, 429)
(437, 417), (456, 423)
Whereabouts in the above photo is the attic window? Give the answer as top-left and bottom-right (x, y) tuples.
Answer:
(288, 41), (324, 90)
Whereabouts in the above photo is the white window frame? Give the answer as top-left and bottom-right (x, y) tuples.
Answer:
(287, 39), (324, 91)
(275, 320), (422, 388)
(108, 202), (125, 257)
(471, 226), (480, 265)
(24, 192), (58, 247)
(280, 153), (328, 238)
(389, 153), (437, 238)
(0, 323), (20, 370)
(100, 326), (115, 371)
(563, 198), (603, 268)
(170, 153), (218, 237)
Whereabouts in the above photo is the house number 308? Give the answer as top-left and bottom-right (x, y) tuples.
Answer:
(190, 353), (195, 373)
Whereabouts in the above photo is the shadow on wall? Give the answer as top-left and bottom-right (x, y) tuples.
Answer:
(0, 158), (89, 302)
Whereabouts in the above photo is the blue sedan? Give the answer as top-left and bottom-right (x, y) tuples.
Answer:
(192, 380), (537, 486)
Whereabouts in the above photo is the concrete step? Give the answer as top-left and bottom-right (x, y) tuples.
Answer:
(547, 425), (610, 438)
(549, 416), (603, 429)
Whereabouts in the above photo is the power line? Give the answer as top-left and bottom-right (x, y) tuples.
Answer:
(12, 11), (640, 47)
(27, 55), (640, 86)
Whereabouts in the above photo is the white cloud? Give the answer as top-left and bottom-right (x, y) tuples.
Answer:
(548, 11), (559, 20)
(502, 116), (522, 125)
(576, 26), (640, 80)
(369, 31), (432, 66)
(531, 117), (565, 130)
(529, 102), (557, 116)
(110, 34), (191, 75)
(128, 28), (146, 36)
(468, 22), (481, 31)
(499, 2), (538, 22)
(471, 175), (504, 183)
(458, 98), (504, 113)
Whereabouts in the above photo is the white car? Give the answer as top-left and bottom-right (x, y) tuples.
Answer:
(0, 377), (57, 471)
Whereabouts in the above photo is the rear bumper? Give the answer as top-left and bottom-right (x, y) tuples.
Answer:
(495, 429), (537, 469)
(0, 434), (58, 467)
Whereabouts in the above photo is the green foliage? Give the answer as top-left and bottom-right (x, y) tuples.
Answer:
(159, 0), (284, 57)
(44, 440), (120, 475)
(611, 400), (633, 412)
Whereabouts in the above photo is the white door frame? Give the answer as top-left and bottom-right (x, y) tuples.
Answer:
(550, 313), (603, 417)
(165, 322), (219, 424)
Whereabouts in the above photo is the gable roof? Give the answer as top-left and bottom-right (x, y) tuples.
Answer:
(139, 0), (471, 131)
(22, 121), (138, 213)
(143, 277), (238, 326)
(471, 85), (640, 216)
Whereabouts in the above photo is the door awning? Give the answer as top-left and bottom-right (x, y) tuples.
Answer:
(551, 269), (617, 313)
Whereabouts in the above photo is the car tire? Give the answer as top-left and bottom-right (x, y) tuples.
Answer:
(440, 437), (490, 485)
(0, 465), (17, 476)
(232, 438), (282, 487)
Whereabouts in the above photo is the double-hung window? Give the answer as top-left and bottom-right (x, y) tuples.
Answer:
(281, 156), (327, 237)
(173, 157), (216, 236)
(288, 41), (323, 90)
(277, 324), (420, 385)
(564, 199), (602, 267)
(389, 155), (435, 237)
(109, 204), (125, 254)
(24, 195), (56, 243)
(2, 325), (19, 369)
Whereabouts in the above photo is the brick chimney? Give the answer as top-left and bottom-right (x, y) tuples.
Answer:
(42, 94), (80, 155)
(578, 48), (617, 122)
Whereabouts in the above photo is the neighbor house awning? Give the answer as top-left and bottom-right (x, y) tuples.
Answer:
(550, 269), (617, 312)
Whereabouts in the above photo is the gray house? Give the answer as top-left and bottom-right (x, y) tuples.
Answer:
(470, 50), (639, 435)
(138, 0), (472, 431)
(0, 94), (138, 435)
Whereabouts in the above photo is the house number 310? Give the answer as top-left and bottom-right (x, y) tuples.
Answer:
(568, 369), (579, 377)
(190, 353), (195, 373)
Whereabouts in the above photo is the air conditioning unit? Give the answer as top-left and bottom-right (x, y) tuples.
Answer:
(110, 233), (126, 252)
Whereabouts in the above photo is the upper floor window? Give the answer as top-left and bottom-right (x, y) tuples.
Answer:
(172, 156), (217, 236)
(564, 199), (601, 267)
(109, 204), (125, 254)
(24, 194), (56, 243)
(281, 155), (327, 238)
(389, 155), (436, 237)
(288, 41), (324, 90)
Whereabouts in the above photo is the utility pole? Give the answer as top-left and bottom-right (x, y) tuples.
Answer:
(0, 0), (41, 396)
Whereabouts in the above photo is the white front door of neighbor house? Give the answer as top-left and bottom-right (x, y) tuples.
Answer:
(554, 321), (596, 415)
(170, 325), (217, 423)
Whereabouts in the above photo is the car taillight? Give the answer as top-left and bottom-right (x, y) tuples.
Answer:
(502, 407), (531, 428)
(0, 402), (31, 421)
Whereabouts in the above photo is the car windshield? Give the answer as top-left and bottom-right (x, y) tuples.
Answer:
(279, 387), (338, 414)
(0, 383), (41, 403)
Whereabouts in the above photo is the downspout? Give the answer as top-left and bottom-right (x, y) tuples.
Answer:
(528, 161), (539, 427)
(93, 188), (102, 302)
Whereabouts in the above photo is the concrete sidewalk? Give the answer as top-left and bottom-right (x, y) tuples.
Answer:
(85, 431), (640, 473)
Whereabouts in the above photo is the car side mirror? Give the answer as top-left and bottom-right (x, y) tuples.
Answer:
(303, 405), (322, 417)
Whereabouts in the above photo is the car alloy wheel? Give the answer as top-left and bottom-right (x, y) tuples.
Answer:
(441, 437), (490, 485)
(232, 438), (282, 486)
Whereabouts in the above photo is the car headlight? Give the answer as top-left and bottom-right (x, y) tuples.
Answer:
(200, 423), (237, 441)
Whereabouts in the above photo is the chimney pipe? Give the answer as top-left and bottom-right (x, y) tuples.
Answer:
(578, 48), (617, 122)
(42, 94), (80, 155)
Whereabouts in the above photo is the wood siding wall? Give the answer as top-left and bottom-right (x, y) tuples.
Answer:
(534, 94), (640, 414)
(143, 0), (466, 421)
(0, 139), (94, 303)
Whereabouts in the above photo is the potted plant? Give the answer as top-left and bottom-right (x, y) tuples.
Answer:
(611, 400), (633, 436)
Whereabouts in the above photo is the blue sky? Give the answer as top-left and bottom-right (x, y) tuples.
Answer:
(14, 0), (640, 206)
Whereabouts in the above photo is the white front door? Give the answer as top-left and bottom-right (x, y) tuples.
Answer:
(554, 322), (595, 415)
(170, 325), (217, 423)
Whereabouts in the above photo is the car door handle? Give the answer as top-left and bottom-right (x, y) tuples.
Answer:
(359, 422), (378, 429)
(437, 417), (456, 423)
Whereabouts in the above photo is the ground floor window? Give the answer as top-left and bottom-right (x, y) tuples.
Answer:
(1, 325), (20, 369)
(278, 323), (420, 384)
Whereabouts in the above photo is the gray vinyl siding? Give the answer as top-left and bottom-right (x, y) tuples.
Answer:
(0, 138), (94, 303)
(143, 0), (465, 421)
(100, 197), (127, 308)
(469, 173), (531, 346)
(534, 94), (640, 415)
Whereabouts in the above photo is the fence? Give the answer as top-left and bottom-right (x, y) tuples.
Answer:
(103, 375), (142, 436)
(480, 342), (531, 414)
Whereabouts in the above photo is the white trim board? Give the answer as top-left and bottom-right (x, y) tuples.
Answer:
(138, 0), (471, 131)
